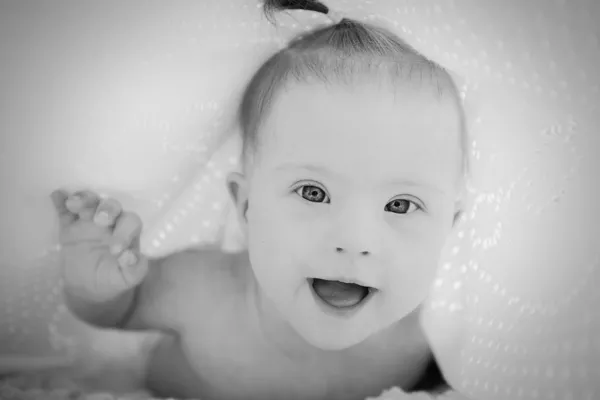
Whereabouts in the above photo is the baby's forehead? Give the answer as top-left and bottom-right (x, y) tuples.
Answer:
(266, 82), (461, 145)
(276, 78), (459, 115)
(257, 86), (459, 175)
(251, 82), (464, 183)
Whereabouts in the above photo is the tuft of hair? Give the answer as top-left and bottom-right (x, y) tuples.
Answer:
(263, 0), (329, 23)
(240, 0), (469, 178)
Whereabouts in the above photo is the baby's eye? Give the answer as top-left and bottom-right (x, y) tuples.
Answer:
(295, 185), (330, 203)
(384, 198), (421, 215)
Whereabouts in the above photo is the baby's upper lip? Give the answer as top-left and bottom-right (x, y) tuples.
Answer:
(309, 276), (376, 290)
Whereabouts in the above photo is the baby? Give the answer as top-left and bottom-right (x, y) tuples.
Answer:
(50, 1), (467, 399)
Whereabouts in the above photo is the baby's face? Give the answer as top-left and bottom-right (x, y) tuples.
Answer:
(239, 81), (463, 350)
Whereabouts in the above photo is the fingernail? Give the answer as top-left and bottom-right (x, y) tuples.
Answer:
(66, 195), (81, 208)
(94, 211), (110, 225)
(118, 250), (137, 268)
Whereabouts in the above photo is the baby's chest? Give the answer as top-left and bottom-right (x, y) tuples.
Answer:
(180, 328), (423, 400)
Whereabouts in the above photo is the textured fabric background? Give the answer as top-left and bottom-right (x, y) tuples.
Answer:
(0, 1), (598, 399)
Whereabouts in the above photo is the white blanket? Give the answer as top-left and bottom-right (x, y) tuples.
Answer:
(0, 1), (598, 399)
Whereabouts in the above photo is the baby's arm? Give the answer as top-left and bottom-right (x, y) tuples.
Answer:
(121, 249), (222, 333)
(51, 189), (216, 334)
(64, 255), (179, 333)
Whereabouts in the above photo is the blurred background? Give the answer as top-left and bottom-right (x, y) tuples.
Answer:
(0, 1), (599, 399)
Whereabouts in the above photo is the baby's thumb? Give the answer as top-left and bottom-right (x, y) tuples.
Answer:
(50, 189), (76, 227)
(117, 250), (149, 289)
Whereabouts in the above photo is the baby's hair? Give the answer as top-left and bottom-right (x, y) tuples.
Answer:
(263, 0), (329, 21)
(238, 0), (469, 180)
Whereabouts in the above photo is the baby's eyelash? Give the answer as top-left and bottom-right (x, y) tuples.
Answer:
(293, 182), (330, 203)
(385, 196), (426, 214)
(291, 180), (325, 192)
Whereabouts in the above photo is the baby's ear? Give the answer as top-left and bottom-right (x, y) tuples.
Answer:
(226, 172), (249, 229)
(452, 185), (468, 227)
(452, 177), (474, 227)
(452, 209), (463, 227)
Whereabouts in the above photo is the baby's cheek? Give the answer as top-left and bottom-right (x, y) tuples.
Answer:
(247, 204), (296, 264)
(387, 242), (441, 297)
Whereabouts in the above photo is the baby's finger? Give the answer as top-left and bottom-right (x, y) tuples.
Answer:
(117, 249), (148, 288)
(50, 190), (76, 227)
(66, 191), (100, 220)
(93, 198), (123, 228)
(109, 212), (142, 255)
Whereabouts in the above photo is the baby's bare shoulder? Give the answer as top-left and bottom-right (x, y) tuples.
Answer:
(155, 246), (240, 293)
(129, 247), (245, 332)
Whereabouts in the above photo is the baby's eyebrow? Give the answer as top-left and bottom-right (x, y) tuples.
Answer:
(275, 163), (331, 175)
(386, 178), (438, 190)
(276, 163), (444, 193)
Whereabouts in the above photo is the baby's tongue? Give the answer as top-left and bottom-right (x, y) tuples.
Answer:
(312, 279), (368, 308)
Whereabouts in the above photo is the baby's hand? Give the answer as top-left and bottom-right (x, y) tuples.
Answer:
(50, 189), (149, 304)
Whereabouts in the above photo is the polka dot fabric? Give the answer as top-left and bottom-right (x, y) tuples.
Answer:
(0, 1), (598, 399)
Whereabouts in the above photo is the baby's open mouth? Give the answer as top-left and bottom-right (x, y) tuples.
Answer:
(309, 278), (375, 309)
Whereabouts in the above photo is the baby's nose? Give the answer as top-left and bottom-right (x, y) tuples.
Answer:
(333, 231), (380, 256)
(331, 206), (382, 256)
(335, 247), (370, 256)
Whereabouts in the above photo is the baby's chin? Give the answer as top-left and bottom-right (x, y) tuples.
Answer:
(293, 322), (374, 351)
(286, 305), (386, 351)
(291, 307), (419, 352)
(281, 284), (419, 351)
